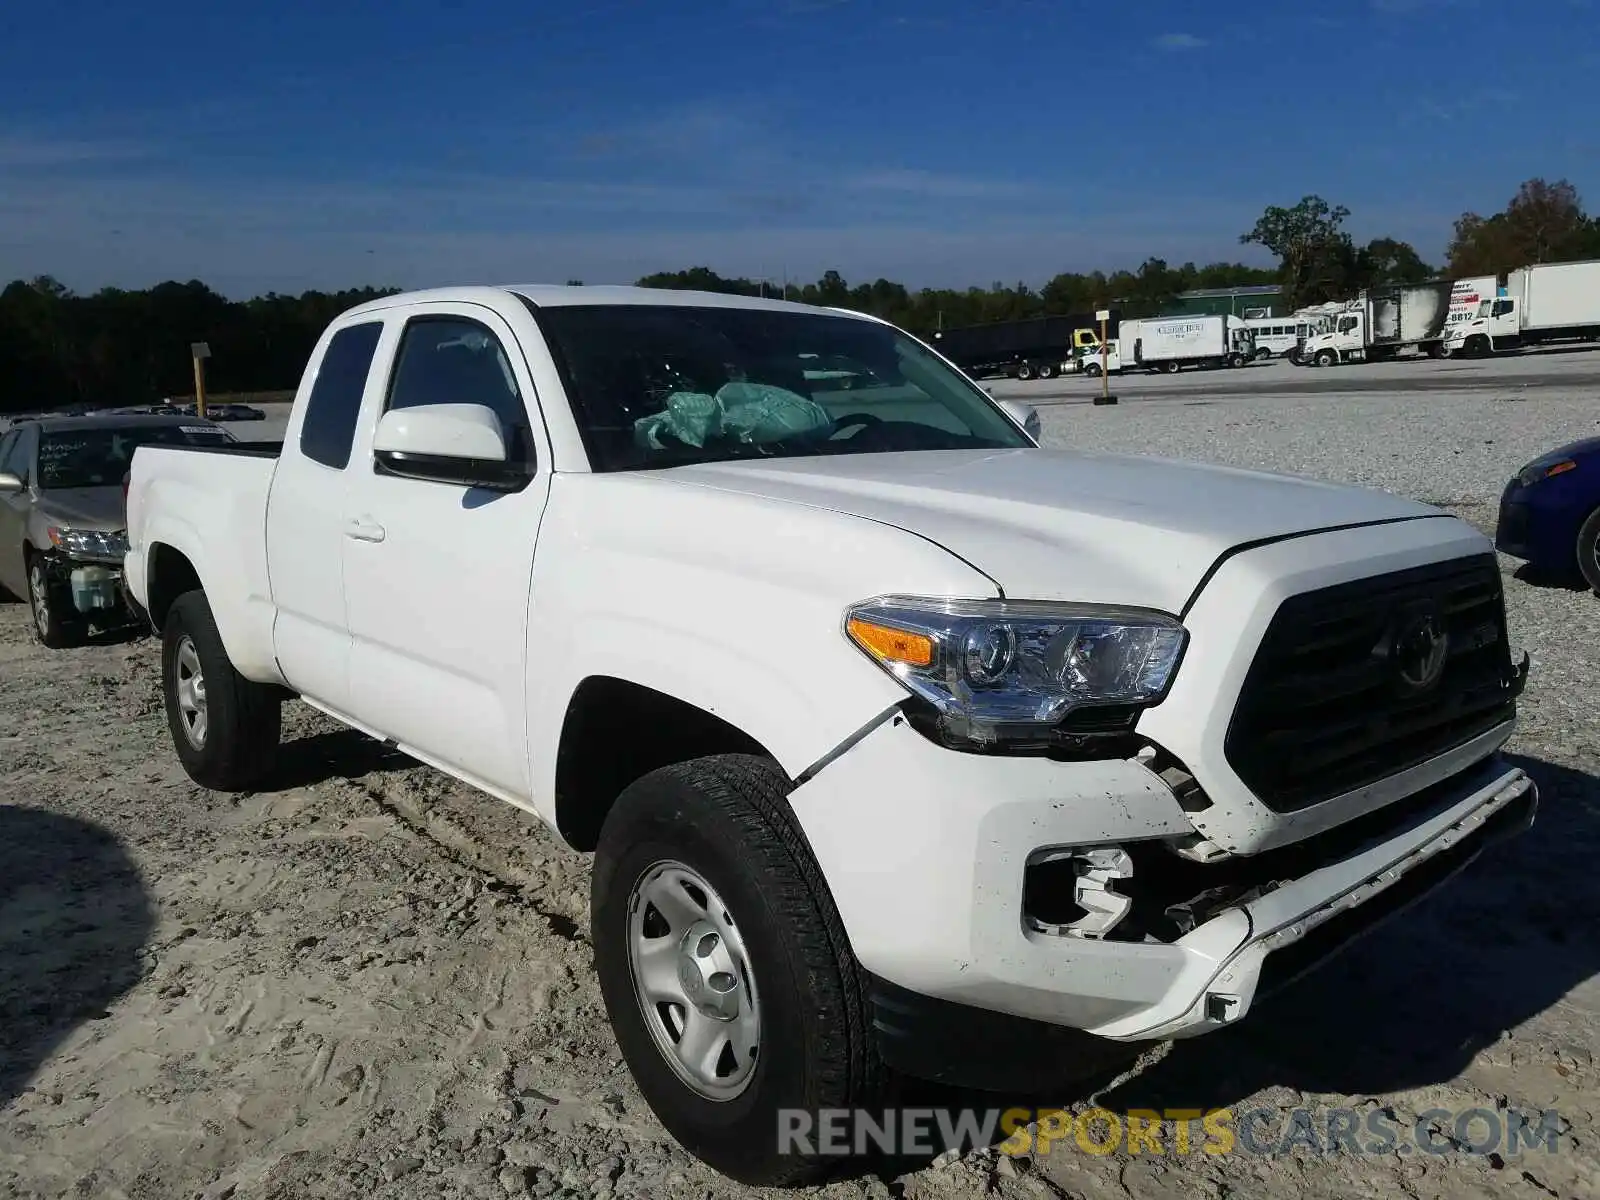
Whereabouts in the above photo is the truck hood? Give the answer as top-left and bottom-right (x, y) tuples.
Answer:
(32, 485), (126, 531)
(665, 448), (1443, 613)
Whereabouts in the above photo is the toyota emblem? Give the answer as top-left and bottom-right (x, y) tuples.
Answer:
(1392, 605), (1449, 695)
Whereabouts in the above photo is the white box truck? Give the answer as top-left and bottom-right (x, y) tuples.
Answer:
(1299, 278), (1494, 366)
(1443, 260), (1600, 356)
(1094, 314), (1252, 374)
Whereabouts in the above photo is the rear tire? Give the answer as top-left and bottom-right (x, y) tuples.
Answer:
(161, 590), (282, 790)
(592, 754), (884, 1186)
(1161, 360), (1181, 374)
(1015, 362), (1035, 381)
(1037, 362), (1057, 379)
(1577, 509), (1600, 596)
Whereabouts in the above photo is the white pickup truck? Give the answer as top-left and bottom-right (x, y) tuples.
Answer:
(124, 285), (1536, 1184)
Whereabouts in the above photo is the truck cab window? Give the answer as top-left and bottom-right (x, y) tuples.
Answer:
(386, 318), (533, 464)
(301, 321), (384, 470)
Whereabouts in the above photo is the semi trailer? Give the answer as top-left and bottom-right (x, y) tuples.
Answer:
(931, 314), (1108, 380)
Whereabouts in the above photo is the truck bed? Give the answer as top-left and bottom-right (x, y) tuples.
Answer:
(158, 440), (284, 458)
(124, 443), (281, 678)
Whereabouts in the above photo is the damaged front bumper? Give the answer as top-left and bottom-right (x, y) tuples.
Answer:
(38, 551), (132, 620)
(785, 712), (1535, 1085)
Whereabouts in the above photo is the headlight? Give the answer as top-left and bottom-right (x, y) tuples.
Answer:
(845, 596), (1187, 750)
(48, 526), (129, 558)
(1517, 458), (1577, 487)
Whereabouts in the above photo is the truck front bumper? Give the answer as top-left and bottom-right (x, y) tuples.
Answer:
(787, 714), (1535, 1085)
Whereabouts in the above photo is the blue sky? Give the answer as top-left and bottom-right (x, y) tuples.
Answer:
(2, 0), (1596, 297)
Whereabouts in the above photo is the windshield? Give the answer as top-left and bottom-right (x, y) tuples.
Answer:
(529, 304), (1032, 471)
(38, 424), (231, 489)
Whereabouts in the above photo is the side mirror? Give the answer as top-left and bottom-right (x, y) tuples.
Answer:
(0, 471), (22, 494)
(372, 403), (531, 491)
(997, 398), (1042, 442)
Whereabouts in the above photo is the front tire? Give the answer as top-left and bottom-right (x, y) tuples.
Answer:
(1083, 362), (1103, 378)
(1314, 349), (1338, 367)
(592, 755), (883, 1186)
(27, 554), (87, 649)
(1577, 509), (1600, 595)
(161, 591), (282, 790)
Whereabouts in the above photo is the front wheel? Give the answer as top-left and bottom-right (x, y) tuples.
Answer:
(27, 554), (87, 649)
(162, 590), (282, 790)
(1314, 349), (1338, 367)
(1082, 361), (1103, 378)
(592, 755), (883, 1186)
(1577, 509), (1600, 595)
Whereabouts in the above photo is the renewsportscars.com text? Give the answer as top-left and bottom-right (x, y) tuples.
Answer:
(777, 1105), (1565, 1159)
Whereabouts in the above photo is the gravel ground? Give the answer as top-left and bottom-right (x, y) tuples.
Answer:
(3, 359), (1600, 1200)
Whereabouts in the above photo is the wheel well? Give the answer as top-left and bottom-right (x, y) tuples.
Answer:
(146, 543), (202, 630)
(554, 676), (776, 852)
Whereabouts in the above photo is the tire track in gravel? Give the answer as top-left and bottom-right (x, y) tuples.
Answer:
(341, 775), (587, 945)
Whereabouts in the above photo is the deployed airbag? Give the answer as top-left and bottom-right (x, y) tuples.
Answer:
(634, 381), (833, 450)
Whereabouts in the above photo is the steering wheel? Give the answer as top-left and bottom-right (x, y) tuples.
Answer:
(829, 412), (885, 439)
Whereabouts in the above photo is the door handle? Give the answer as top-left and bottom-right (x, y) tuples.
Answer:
(345, 517), (386, 543)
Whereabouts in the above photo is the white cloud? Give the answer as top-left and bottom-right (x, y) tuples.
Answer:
(1153, 32), (1208, 50)
(0, 132), (153, 169)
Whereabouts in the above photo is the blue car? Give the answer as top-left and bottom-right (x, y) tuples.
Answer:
(1496, 435), (1600, 590)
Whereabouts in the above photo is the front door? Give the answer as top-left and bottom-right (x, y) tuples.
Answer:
(340, 304), (552, 800)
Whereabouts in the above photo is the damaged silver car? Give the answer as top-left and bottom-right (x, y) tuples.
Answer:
(0, 413), (232, 647)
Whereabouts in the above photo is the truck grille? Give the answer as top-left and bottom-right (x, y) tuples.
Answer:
(1224, 554), (1516, 813)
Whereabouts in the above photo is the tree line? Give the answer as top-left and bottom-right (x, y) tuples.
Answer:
(2, 176), (1596, 415)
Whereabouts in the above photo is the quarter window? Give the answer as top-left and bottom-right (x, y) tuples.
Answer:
(300, 321), (384, 470)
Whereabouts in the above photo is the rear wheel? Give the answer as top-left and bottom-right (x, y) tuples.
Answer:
(162, 590), (282, 790)
(1015, 362), (1036, 381)
(1037, 361), (1057, 379)
(1577, 509), (1600, 595)
(1161, 360), (1181, 374)
(592, 754), (883, 1186)
(27, 553), (87, 649)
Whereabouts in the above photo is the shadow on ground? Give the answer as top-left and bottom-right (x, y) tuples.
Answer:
(852, 753), (1598, 1179)
(1513, 562), (1589, 592)
(266, 729), (416, 790)
(0, 806), (155, 1106)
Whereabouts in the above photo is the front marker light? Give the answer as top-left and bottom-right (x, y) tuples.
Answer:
(844, 596), (1187, 749)
(1518, 458), (1577, 487)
